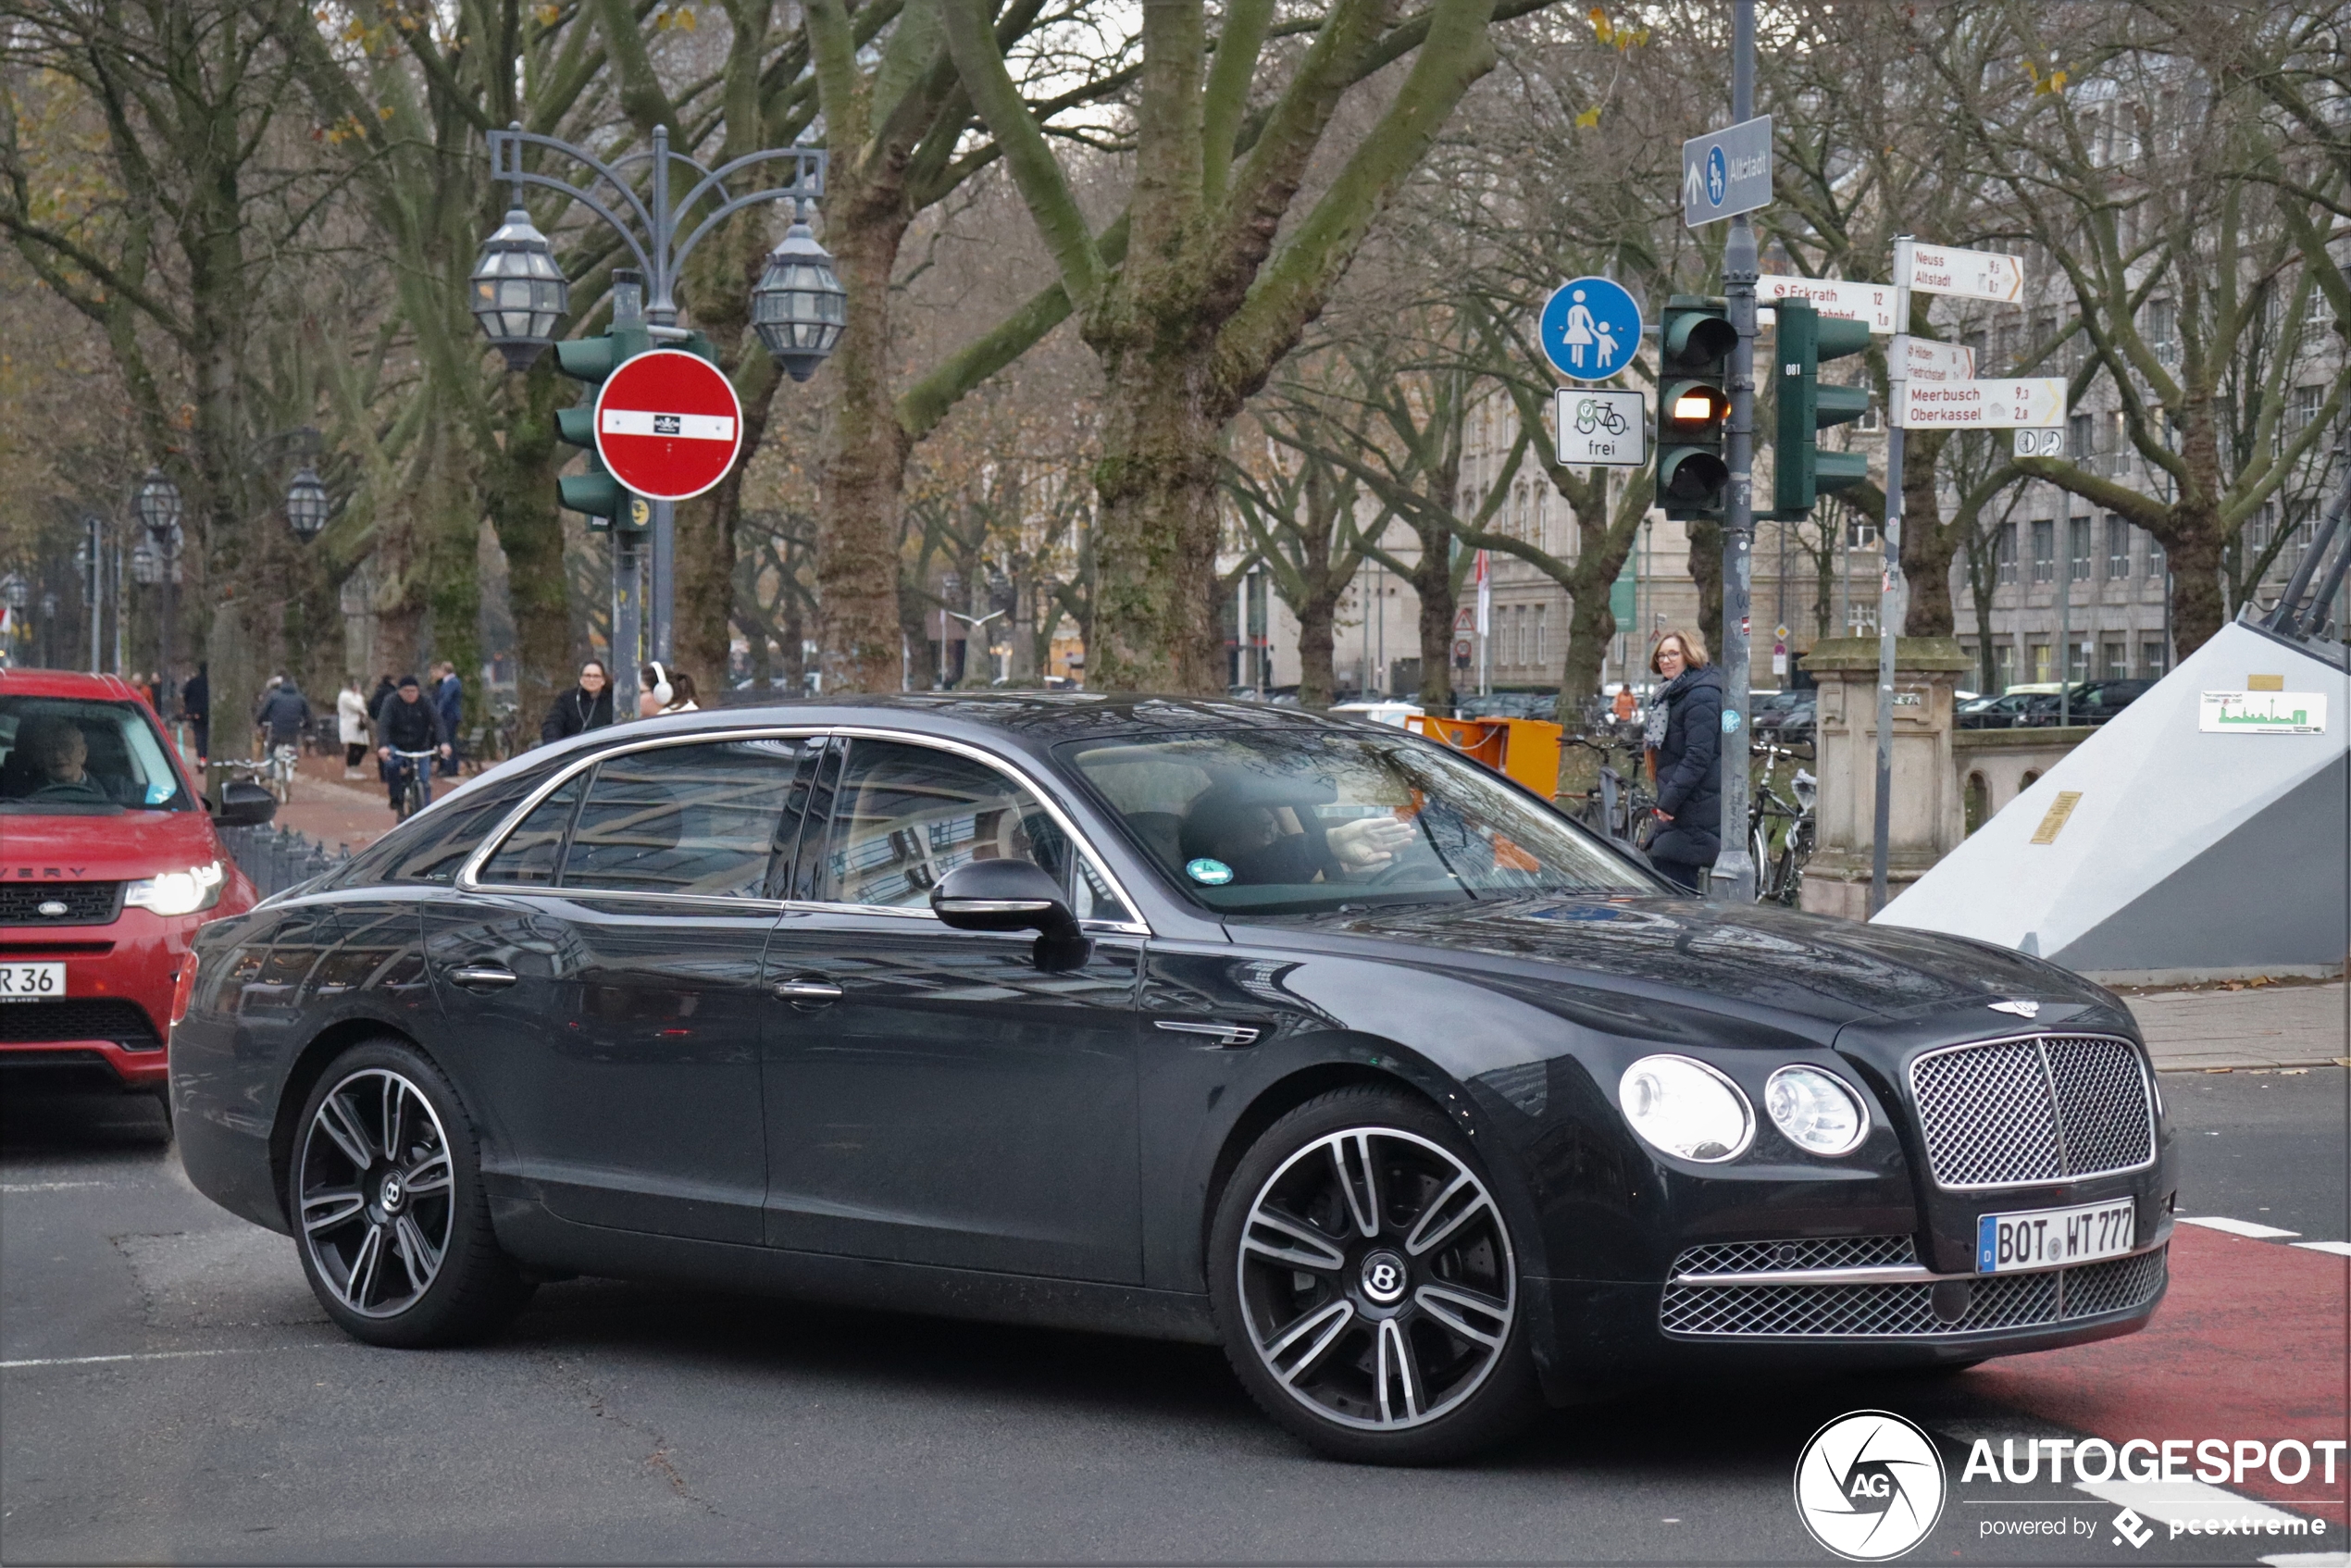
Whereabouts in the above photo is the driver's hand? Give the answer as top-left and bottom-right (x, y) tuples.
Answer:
(1326, 815), (1415, 869)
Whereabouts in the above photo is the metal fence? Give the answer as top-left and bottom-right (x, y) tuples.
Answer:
(218, 823), (352, 902)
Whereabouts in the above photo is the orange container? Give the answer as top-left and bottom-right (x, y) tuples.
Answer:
(1405, 714), (1562, 799)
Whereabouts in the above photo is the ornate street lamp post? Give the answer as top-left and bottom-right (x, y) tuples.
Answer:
(469, 124), (835, 665)
(135, 467), (183, 711)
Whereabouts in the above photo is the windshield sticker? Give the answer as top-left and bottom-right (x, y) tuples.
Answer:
(1186, 857), (1234, 886)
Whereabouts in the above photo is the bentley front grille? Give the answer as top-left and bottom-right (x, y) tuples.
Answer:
(1658, 1241), (2167, 1338)
(1910, 1034), (2155, 1189)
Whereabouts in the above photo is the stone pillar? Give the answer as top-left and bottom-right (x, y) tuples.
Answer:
(1797, 637), (1971, 920)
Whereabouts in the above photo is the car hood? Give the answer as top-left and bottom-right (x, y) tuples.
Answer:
(0, 807), (219, 881)
(1225, 894), (2111, 1028)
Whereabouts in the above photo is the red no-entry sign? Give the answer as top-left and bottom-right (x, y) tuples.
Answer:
(592, 349), (744, 502)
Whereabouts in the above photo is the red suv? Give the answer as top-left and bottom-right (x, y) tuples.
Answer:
(0, 669), (268, 1115)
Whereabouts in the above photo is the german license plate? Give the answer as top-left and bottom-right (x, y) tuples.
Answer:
(1977, 1198), (2136, 1273)
(0, 961), (64, 1003)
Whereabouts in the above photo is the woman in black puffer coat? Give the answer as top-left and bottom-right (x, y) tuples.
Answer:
(1643, 628), (1723, 894)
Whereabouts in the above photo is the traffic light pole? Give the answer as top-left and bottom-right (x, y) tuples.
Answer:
(1709, 0), (1760, 905)
(1869, 237), (1913, 915)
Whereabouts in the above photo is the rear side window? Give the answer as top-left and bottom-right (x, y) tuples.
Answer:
(479, 777), (583, 886)
(329, 767), (551, 888)
(560, 740), (805, 898)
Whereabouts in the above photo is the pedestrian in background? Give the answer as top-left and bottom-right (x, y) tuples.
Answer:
(336, 678), (370, 778)
(432, 660), (464, 777)
(368, 672), (396, 725)
(181, 664), (209, 768)
(255, 676), (313, 757)
(375, 675), (451, 810)
(1642, 628), (1723, 895)
(540, 659), (616, 743)
(638, 662), (699, 717)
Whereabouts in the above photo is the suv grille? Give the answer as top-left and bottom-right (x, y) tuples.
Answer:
(0, 999), (163, 1050)
(0, 882), (123, 926)
(1910, 1034), (2154, 1188)
(1660, 1246), (2165, 1338)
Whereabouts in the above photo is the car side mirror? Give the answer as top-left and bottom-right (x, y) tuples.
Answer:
(211, 779), (278, 828)
(930, 859), (1077, 938)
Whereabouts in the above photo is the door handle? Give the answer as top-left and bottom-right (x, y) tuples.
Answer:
(446, 964), (517, 989)
(774, 977), (843, 1005)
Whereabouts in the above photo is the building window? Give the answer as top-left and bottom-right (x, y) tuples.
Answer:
(2146, 535), (2166, 580)
(2105, 515), (2131, 579)
(2069, 516), (2092, 582)
(2067, 639), (2090, 682)
(2102, 640), (2127, 678)
(1996, 522), (2019, 585)
(1847, 517), (1880, 549)
(2031, 642), (2051, 682)
(1994, 642), (2017, 691)
(2142, 640), (2167, 676)
(2288, 384), (2323, 433)
(2031, 519), (2055, 583)
(1535, 605), (1548, 667)
(2144, 297), (2177, 361)
(2069, 412), (2095, 460)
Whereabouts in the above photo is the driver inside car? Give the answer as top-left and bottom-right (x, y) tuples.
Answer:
(1177, 778), (1416, 885)
(13, 715), (113, 806)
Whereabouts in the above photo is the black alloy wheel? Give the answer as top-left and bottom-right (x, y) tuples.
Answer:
(1209, 1086), (1540, 1463)
(290, 1038), (532, 1346)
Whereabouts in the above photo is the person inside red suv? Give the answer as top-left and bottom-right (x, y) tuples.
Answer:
(0, 671), (265, 1123)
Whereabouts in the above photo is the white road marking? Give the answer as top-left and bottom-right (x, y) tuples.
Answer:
(1, 1348), (264, 1370)
(2178, 1215), (2302, 1239)
(2077, 1478), (2313, 1529)
(2260, 1555), (2350, 1567)
(2290, 1240), (2351, 1257)
(0, 1180), (113, 1192)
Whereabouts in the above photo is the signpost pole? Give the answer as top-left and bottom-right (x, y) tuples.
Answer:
(1710, 0), (1760, 904)
(1870, 236), (1912, 916)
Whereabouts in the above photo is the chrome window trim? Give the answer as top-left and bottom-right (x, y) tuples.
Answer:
(454, 721), (1153, 936)
(1906, 1030), (2157, 1192)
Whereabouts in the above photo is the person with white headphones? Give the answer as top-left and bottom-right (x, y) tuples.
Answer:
(637, 661), (700, 717)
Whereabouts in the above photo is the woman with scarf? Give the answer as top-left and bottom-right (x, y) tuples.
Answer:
(1643, 628), (1724, 894)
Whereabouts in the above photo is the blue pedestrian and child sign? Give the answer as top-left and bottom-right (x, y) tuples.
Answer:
(1539, 276), (1640, 382)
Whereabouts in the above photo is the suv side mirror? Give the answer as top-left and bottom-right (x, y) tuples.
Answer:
(211, 779), (278, 828)
(930, 859), (1076, 937)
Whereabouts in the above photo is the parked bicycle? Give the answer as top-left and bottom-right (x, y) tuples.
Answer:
(1563, 733), (1658, 851)
(387, 747), (439, 821)
(1748, 740), (1818, 906)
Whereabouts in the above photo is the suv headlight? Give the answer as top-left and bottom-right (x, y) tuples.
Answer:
(124, 860), (225, 917)
(1619, 1054), (1754, 1163)
(1764, 1065), (1869, 1156)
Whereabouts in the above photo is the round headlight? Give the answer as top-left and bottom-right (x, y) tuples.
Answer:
(1764, 1065), (1868, 1156)
(1618, 1055), (1754, 1163)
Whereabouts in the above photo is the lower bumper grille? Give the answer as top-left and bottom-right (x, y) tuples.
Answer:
(0, 999), (163, 1050)
(1660, 1244), (2166, 1338)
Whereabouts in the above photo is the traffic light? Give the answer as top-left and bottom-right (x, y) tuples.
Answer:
(554, 318), (651, 529)
(1771, 299), (1873, 516)
(1655, 295), (1735, 520)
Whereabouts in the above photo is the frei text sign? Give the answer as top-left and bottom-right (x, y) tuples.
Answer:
(1892, 334), (1976, 383)
(1758, 276), (1899, 334)
(593, 349), (745, 502)
(1900, 243), (2025, 304)
(1682, 116), (1773, 226)
(1554, 389), (1647, 467)
(1895, 378), (2067, 429)
(2199, 691), (2328, 735)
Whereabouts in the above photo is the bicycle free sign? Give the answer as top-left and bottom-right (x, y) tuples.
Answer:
(1554, 388), (1648, 467)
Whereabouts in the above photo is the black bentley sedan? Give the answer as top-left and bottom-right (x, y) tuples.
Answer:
(172, 696), (2173, 1463)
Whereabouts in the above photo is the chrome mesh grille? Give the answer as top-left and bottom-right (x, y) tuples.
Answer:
(1659, 1245), (2165, 1338)
(1673, 1236), (1919, 1276)
(1910, 1034), (2152, 1188)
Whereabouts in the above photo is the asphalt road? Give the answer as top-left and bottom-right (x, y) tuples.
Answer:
(2, 1074), (2341, 1564)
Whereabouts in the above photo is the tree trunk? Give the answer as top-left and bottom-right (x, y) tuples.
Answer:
(486, 364), (572, 728)
(421, 423), (482, 740)
(1409, 514), (1456, 710)
(1085, 355), (1228, 692)
(2162, 506), (2225, 653)
(1897, 430), (1955, 635)
(675, 220), (777, 692)
(815, 205), (916, 693)
(1686, 517), (1723, 654)
(1296, 592), (1337, 708)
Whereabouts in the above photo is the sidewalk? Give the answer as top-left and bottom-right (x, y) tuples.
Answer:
(2127, 979), (2350, 1071)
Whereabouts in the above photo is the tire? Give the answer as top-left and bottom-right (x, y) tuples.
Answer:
(1208, 1085), (1541, 1464)
(288, 1038), (533, 1347)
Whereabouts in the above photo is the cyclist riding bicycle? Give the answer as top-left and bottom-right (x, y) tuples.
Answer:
(373, 674), (451, 814)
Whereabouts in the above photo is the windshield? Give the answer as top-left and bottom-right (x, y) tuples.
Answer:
(1057, 728), (1657, 915)
(0, 696), (193, 815)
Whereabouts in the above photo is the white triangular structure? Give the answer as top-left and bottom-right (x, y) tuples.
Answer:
(1875, 620), (2349, 981)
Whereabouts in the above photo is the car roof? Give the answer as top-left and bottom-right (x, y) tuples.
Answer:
(0, 668), (147, 703)
(703, 691), (1386, 742)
